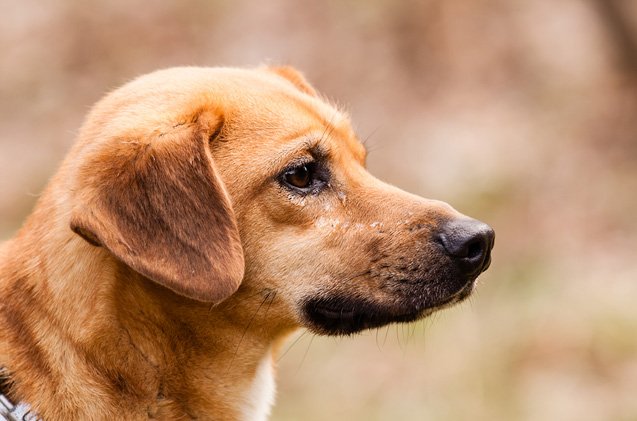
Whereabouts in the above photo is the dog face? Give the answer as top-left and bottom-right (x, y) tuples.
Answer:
(69, 66), (493, 337)
(206, 67), (494, 335)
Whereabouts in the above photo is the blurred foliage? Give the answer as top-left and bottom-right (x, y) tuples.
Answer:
(1, 0), (636, 420)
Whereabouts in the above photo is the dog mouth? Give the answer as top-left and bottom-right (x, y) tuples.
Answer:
(302, 280), (475, 336)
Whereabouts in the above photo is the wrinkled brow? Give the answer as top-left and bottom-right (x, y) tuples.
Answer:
(266, 134), (332, 176)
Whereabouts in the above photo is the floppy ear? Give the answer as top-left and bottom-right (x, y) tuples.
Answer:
(266, 65), (318, 97)
(70, 109), (244, 304)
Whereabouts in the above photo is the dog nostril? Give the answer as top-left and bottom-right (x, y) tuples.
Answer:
(436, 218), (494, 275)
(466, 239), (484, 260)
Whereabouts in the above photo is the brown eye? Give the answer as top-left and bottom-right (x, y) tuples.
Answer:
(284, 164), (312, 188)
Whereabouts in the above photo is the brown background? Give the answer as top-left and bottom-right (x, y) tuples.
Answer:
(2, 1), (636, 419)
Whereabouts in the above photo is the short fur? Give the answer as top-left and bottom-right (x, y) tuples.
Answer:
(0, 66), (491, 420)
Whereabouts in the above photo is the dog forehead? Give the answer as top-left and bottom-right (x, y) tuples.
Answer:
(225, 102), (365, 168)
(218, 74), (365, 162)
(224, 76), (338, 125)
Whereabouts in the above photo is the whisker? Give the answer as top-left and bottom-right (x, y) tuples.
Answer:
(396, 325), (404, 351)
(297, 333), (316, 371)
(226, 293), (270, 372)
(361, 125), (384, 155)
(221, 289), (270, 312)
(262, 290), (277, 319)
(375, 328), (383, 352)
(382, 325), (390, 348)
(277, 330), (309, 362)
(318, 110), (339, 146)
(318, 112), (336, 144)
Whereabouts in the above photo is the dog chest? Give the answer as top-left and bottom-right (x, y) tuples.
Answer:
(240, 349), (276, 421)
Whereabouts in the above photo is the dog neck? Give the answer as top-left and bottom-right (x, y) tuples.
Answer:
(0, 219), (292, 420)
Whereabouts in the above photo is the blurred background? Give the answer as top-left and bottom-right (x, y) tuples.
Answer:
(1, 0), (636, 419)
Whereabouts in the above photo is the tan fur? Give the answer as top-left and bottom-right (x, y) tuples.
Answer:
(0, 66), (488, 420)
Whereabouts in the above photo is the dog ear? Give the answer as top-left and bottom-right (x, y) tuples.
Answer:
(70, 110), (244, 304)
(266, 65), (318, 97)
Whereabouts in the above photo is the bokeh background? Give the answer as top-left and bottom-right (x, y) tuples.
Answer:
(2, 1), (636, 420)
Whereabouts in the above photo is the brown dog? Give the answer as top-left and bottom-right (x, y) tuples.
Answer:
(0, 66), (494, 420)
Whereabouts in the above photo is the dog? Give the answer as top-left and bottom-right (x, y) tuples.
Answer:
(0, 66), (494, 420)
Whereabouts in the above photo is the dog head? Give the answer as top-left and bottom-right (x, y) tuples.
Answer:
(68, 66), (494, 335)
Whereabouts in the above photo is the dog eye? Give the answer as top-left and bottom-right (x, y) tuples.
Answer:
(279, 160), (329, 195)
(284, 164), (313, 189)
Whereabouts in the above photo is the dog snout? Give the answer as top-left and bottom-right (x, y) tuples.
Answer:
(435, 218), (495, 276)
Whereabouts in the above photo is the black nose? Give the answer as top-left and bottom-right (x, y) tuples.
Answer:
(435, 218), (495, 275)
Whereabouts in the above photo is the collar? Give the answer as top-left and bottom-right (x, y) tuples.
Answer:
(0, 372), (40, 421)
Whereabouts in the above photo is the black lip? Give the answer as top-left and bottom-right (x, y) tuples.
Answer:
(304, 298), (422, 336)
(303, 280), (475, 336)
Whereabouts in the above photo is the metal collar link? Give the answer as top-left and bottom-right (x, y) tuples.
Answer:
(0, 374), (40, 421)
(1, 397), (38, 421)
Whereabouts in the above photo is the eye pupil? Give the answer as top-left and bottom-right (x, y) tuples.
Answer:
(285, 165), (312, 188)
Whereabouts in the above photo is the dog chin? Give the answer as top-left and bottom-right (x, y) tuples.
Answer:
(301, 280), (476, 336)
